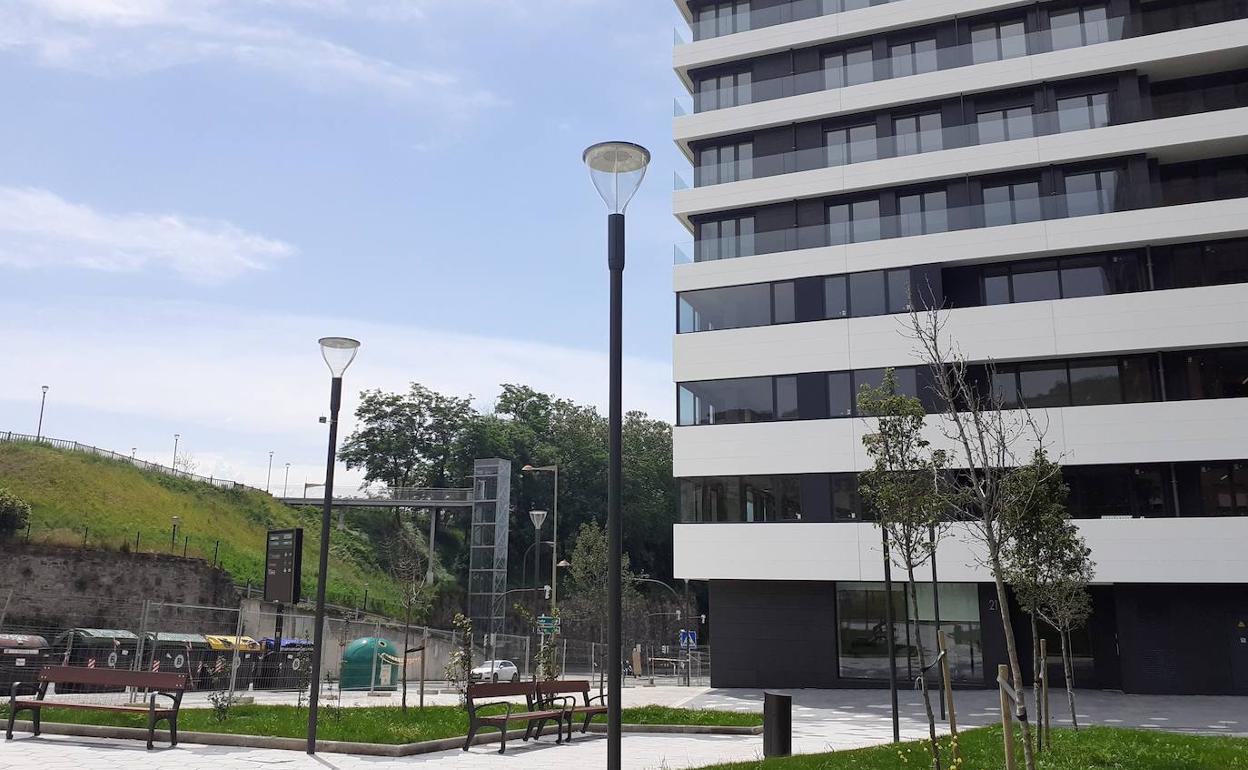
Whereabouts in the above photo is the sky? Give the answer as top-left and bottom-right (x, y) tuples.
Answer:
(0, 0), (689, 492)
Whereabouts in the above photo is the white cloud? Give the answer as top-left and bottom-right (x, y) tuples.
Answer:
(0, 298), (674, 488)
(0, 0), (501, 115)
(0, 186), (293, 283)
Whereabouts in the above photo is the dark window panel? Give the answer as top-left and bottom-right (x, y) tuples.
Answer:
(1069, 359), (1122, 406)
(1120, 355), (1158, 403)
(825, 275), (849, 318)
(776, 375), (800, 419)
(887, 269), (912, 314)
(679, 377), (775, 425)
(1019, 362), (1071, 408)
(1012, 260), (1061, 302)
(850, 270), (886, 317)
(678, 283), (772, 333)
(828, 372), (853, 417)
(1060, 255), (1111, 298)
(773, 281), (797, 324)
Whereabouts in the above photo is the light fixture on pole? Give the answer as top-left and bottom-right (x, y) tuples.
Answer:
(131, 447), (137, 459)
(172, 434), (180, 472)
(283, 463), (291, 497)
(528, 510), (547, 622)
(266, 451), (275, 493)
(36, 386), (49, 441)
(522, 464), (560, 613)
(306, 336), (360, 755)
(583, 140), (650, 770)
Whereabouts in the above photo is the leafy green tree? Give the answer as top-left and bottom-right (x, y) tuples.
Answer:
(560, 521), (642, 645)
(339, 384), (475, 489)
(857, 368), (948, 770)
(1003, 449), (1095, 731)
(0, 487), (31, 540)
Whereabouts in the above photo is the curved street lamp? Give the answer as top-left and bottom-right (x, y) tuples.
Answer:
(583, 140), (650, 770)
(306, 336), (360, 755)
(36, 385), (49, 441)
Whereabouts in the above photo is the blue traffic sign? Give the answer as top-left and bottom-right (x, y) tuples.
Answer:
(679, 630), (698, 649)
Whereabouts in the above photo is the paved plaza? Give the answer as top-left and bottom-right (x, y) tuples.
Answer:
(2, 687), (1244, 770)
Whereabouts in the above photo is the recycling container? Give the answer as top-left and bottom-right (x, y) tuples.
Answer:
(0, 634), (51, 696)
(203, 635), (263, 691)
(144, 633), (211, 688)
(340, 637), (401, 691)
(257, 637), (314, 690)
(52, 629), (139, 693)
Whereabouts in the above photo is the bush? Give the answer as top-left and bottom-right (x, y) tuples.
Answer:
(0, 487), (31, 539)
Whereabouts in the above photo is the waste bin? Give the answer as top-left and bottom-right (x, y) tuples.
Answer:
(340, 637), (401, 691)
(203, 635), (263, 691)
(257, 637), (314, 690)
(144, 633), (211, 689)
(763, 690), (792, 758)
(52, 629), (139, 693)
(0, 634), (51, 696)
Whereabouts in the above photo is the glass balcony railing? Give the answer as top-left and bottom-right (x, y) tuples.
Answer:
(682, 19), (1131, 115)
(674, 187), (1161, 264)
(679, 0), (907, 44)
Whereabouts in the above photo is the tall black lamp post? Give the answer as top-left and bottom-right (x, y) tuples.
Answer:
(583, 140), (650, 770)
(528, 510), (547, 621)
(36, 386), (49, 441)
(306, 336), (360, 755)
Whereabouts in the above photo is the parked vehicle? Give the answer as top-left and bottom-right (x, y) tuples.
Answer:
(470, 659), (520, 683)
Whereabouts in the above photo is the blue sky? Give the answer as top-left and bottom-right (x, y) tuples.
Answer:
(0, 0), (688, 490)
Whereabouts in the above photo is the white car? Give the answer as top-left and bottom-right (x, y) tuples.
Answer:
(470, 659), (520, 683)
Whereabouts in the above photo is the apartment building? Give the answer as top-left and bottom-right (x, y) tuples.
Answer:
(670, 0), (1248, 695)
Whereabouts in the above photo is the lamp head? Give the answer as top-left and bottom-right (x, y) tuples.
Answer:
(41, 385), (48, 394)
(318, 337), (361, 378)
(529, 510), (548, 530)
(583, 141), (651, 214)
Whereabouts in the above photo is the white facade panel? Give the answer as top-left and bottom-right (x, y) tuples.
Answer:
(672, 517), (1248, 584)
(674, 283), (1248, 380)
(673, 20), (1248, 149)
(672, 399), (1248, 477)
(672, 197), (1248, 291)
(673, 108), (1248, 222)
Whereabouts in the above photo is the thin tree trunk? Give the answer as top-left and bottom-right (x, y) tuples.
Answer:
(401, 602), (410, 712)
(991, 567), (1037, 770)
(1061, 628), (1078, 730)
(907, 565), (943, 770)
(1031, 613), (1041, 752)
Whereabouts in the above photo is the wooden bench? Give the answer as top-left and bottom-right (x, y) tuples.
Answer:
(537, 679), (608, 742)
(6, 667), (188, 750)
(463, 681), (566, 754)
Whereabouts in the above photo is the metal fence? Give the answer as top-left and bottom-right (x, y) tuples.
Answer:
(0, 431), (259, 492)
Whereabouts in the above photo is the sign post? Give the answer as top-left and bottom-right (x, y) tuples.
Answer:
(265, 528), (303, 664)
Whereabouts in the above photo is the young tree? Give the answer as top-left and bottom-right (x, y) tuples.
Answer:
(1002, 451), (1094, 731)
(857, 369), (948, 770)
(388, 520), (433, 712)
(909, 305), (1050, 770)
(560, 521), (641, 646)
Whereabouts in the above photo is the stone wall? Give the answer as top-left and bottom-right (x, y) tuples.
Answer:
(0, 543), (235, 636)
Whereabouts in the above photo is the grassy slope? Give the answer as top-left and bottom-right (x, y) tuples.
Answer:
(698, 726), (1248, 770)
(0, 442), (400, 609)
(0, 704), (761, 744)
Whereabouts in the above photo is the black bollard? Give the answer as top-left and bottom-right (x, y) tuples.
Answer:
(763, 690), (792, 757)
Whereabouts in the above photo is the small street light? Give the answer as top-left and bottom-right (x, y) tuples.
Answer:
(266, 451), (275, 493)
(283, 463), (291, 497)
(170, 515), (181, 550)
(172, 434), (180, 473)
(36, 386), (49, 441)
(584, 139), (650, 770)
(306, 336), (360, 755)
(529, 510), (547, 622)
(522, 464), (560, 614)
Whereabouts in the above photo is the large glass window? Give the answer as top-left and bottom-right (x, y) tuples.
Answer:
(890, 37), (937, 78)
(1019, 362), (1071, 407)
(696, 70), (752, 111)
(898, 190), (949, 237)
(773, 281), (796, 324)
(825, 47), (874, 89)
(697, 215), (755, 261)
(678, 283), (771, 333)
(1198, 462), (1248, 516)
(977, 106), (1035, 144)
(849, 270), (886, 316)
(1010, 259), (1061, 302)
(893, 112), (943, 156)
(829, 199), (882, 245)
(698, 141), (754, 185)
(1064, 169), (1117, 216)
(693, 1), (751, 41)
(983, 179), (1042, 226)
(776, 375), (800, 420)
(837, 582), (908, 680)
(678, 377), (774, 425)
(1069, 359), (1121, 405)
(829, 372), (853, 417)
(1050, 4), (1111, 51)
(827, 123), (878, 167)
(1153, 238), (1248, 290)
(1057, 92), (1111, 133)
(971, 19), (1028, 63)
(1059, 254), (1111, 298)
(825, 276), (849, 318)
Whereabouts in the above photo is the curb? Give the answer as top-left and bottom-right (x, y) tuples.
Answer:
(7, 719), (761, 756)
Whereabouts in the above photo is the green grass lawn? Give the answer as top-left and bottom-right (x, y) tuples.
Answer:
(0, 703), (761, 745)
(694, 726), (1248, 770)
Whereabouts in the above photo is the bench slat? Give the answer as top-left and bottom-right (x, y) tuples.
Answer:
(12, 701), (173, 714)
(37, 666), (186, 690)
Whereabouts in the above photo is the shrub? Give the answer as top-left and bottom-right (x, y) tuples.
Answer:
(0, 487), (31, 540)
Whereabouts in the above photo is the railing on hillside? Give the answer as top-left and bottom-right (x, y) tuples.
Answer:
(0, 431), (260, 493)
